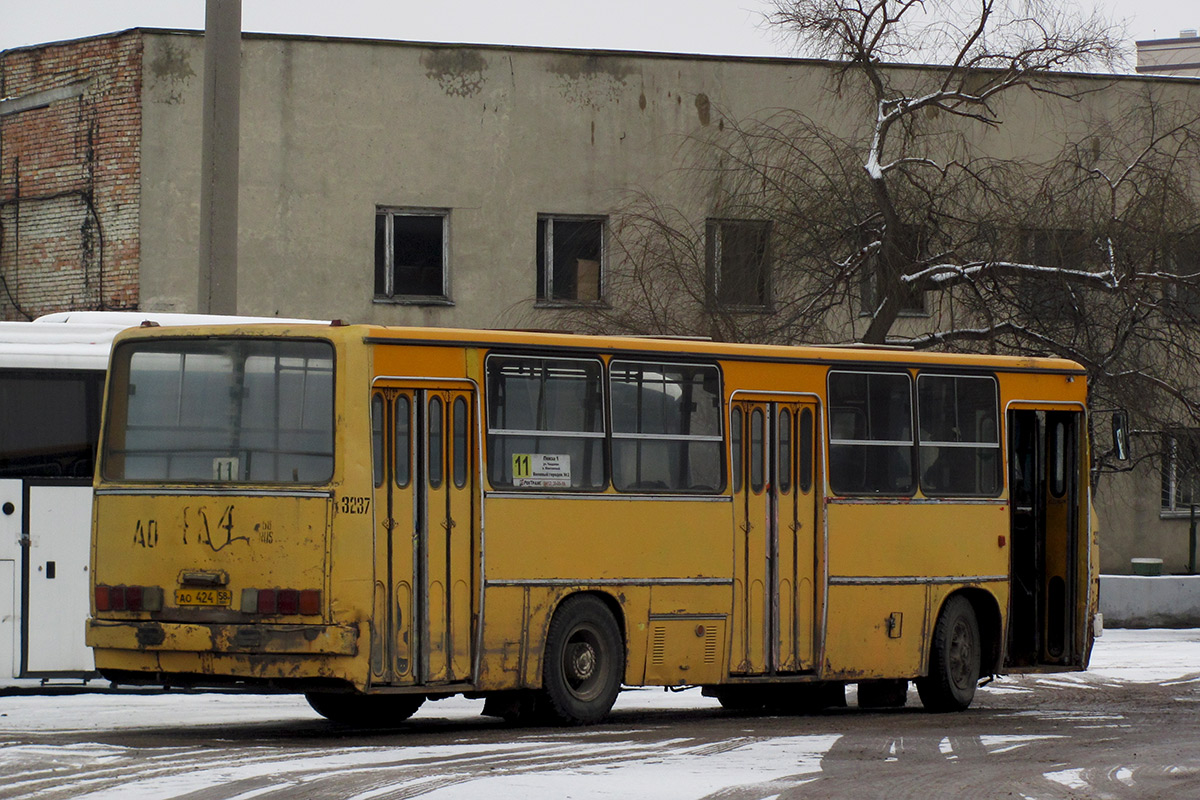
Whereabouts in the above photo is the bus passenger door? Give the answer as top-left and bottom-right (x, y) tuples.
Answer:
(1007, 408), (1082, 668)
(372, 385), (476, 687)
(730, 399), (818, 675)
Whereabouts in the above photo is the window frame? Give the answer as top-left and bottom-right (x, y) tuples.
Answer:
(706, 218), (772, 311)
(101, 337), (336, 485)
(915, 372), (1002, 498)
(859, 223), (928, 317)
(535, 214), (607, 307)
(1162, 429), (1200, 518)
(826, 369), (916, 497)
(374, 206), (451, 305)
(608, 359), (726, 495)
(484, 353), (608, 491)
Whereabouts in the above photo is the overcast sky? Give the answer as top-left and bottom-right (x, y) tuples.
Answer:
(0, 0), (1196, 63)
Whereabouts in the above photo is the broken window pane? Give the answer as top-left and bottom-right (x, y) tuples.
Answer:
(707, 219), (770, 308)
(374, 209), (448, 300)
(537, 216), (604, 302)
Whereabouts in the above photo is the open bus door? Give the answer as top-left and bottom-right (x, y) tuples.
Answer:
(1006, 407), (1087, 669)
(371, 384), (476, 688)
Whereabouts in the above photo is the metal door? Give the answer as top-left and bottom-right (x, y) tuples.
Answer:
(372, 385), (475, 686)
(730, 399), (818, 675)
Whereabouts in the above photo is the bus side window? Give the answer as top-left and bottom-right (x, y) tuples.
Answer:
(779, 408), (792, 495)
(395, 395), (411, 488)
(750, 408), (764, 493)
(798, 406), (813, 493)
(429, 396), (444, 489)
(731, 407), (743, 495)
(453, 396), (468, 489)
(372, 394), (385, 488)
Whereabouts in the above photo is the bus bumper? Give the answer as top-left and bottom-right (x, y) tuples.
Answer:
(86, 619), (359, 656)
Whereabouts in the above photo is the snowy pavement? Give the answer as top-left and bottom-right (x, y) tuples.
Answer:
(1, 628), (1198, 799)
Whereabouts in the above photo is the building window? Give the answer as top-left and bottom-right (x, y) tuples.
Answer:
(861, 223), (926, 316)
(706, 219), (771, 309)
(1163, 430), (1200, 516)
(1015, 228), (1101, 320)
(1164, 230), (1200, 321)
(375, 208), (449, 302)
(537, 215), (604, 304)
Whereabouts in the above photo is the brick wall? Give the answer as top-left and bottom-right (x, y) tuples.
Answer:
(0, 31), (142, 320)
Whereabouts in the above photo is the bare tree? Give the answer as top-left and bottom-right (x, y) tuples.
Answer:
(533, 0), (1200, 477)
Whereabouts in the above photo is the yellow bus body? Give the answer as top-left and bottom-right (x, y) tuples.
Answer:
(88, 324), (1095, 722)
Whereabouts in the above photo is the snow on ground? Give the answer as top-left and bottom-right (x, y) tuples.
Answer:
(2, 628), (1198, 735)
(0, 629), (1197, 800)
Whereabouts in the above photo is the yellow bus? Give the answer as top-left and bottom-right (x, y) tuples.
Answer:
(87, 323), (1098, 724)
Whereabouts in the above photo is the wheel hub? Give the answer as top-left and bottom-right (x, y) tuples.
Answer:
(568, 642), (597, 682)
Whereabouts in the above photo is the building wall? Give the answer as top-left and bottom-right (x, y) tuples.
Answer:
(0, 32), (142, 319)
(1137, 33), (1200, 76)
(4, 30), (1200, 571)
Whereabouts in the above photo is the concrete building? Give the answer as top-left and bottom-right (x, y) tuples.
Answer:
(3, 29), (1200, 573)
(1137, 29), (1200, 76)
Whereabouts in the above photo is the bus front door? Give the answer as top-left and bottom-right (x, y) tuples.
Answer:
(1007, 408), (1083, 668)
(372, 385), (476, 687)
(730, 399), (819, 675)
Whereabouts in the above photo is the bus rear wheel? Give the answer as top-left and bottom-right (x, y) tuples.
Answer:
(917, 596), (981, 713)
(305, 692), (424, 726)
(541, 595), (623, 725)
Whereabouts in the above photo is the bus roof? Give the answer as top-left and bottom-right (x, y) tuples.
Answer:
(109, 322), (1087, 375)
(0, 312), (326, 370)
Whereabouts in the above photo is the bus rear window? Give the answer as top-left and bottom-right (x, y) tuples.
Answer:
(103, 339), (334, 483)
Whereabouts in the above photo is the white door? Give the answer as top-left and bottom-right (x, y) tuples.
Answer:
(26, 484), (95, 674)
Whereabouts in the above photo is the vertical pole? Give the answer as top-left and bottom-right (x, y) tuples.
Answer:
(197, 0), (241, 314)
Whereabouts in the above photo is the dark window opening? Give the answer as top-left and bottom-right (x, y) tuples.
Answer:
(375, 208), (448, 301)
(707, 219), (771, 308)
(0, 369), (104, 479)
(861, 223), (926, 316)
(537, 216), (604, 303)
(1163, 430), (1200, 514)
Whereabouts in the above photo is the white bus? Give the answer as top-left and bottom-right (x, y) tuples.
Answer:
(0, 312), (318, 685)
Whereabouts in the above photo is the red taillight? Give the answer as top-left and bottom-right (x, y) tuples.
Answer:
(94, 584), (163, 612)
(277, 589), (299, 615)
(243, 587), (321, 616)
(299, 589), (321, 616)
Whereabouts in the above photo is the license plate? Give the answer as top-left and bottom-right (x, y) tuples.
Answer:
(175, 589), (232, 607)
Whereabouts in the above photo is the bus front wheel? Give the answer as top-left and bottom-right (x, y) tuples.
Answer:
(305, 692), (424, 726)
(917, 596), (981, 713)
(541, 595), (624, 725)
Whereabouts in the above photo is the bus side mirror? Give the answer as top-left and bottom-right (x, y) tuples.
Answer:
(1112, 411), (1129, 462)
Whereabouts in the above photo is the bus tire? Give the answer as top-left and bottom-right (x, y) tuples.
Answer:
(541, 595), (624, 725)
(857, 679), (909, 709)
(917, 596), (981, 713)
(305, 692), (424, 726)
